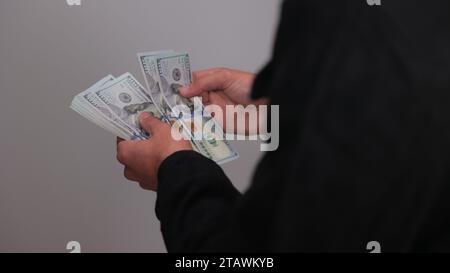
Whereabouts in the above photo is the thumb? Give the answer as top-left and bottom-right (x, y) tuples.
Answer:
(180, 69), (230, 98)
(139, 112), (163, 135)
(179, 85), (198, 98)
(179, 82), (209, 98)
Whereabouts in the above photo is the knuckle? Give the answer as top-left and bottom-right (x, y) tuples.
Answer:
(218, 68), (233, 86)
(116, 152), (125, 164)
(139, 182), (152, 191)
(218, 67), (231, 77)
(117, 145), (130, 163)
(124, 169), (137, 181)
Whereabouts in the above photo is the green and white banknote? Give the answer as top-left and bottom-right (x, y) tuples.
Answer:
(138, 51), (239, 164)
(70, 51), (238, 164)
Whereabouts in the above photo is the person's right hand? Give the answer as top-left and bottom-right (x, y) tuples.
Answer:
(179, 68), (268, 135)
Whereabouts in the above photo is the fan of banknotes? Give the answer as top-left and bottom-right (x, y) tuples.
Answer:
(70, 50), (239, 164)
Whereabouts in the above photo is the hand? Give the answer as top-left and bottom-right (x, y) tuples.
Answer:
(116, 112), (192, 191)
(180, 68), (268, 135)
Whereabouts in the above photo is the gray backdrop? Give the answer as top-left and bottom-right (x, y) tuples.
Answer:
(0, 0), (279, 252)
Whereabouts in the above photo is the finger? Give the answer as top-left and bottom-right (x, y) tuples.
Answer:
(201, 91), (210, 104)
(124, 167), (139, 182)
(139, 182), (156, 192)
(139, 112), (166, 135)
(116, 140), (136, 165)
(179, 68), (232, 98)
(117, 137), (125, 147)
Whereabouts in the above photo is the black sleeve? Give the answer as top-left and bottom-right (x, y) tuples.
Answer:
(155, 151), (243, 252)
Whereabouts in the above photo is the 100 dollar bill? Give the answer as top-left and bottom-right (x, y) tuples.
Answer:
(94, 73), (166, 139)
(71, 75), (139, 140)
(155, 52), (239, 164)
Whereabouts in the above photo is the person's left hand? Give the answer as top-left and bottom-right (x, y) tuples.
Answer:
(116, 112), (192, 191)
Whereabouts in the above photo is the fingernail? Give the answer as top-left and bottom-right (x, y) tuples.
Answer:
(140, 112), (151, 120)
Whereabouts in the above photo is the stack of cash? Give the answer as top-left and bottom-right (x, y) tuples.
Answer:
(70, 51), (238, 164)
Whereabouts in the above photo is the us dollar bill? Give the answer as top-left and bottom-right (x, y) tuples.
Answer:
(137, 51), (176, 118)
(156, 53), (239, 164)
(138, 51), (207, 154)
(94, 73), (166, 139)
(71, 75), (139, 140)
(71, 75), (115, 125)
